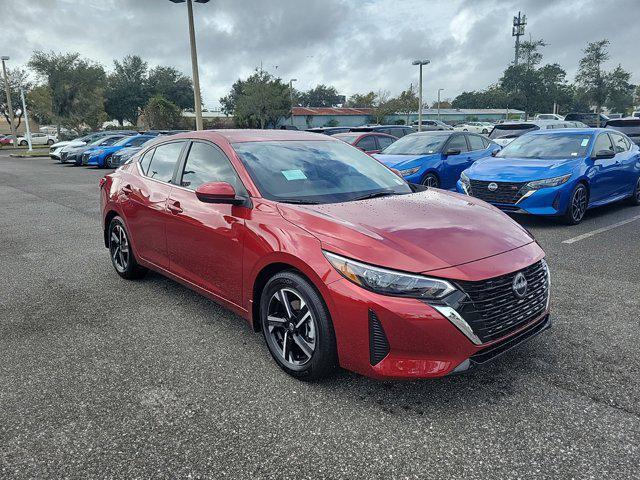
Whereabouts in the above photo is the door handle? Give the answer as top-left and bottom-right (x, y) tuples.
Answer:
(167, 201), (183, 214)
(121, 184), (133, 195)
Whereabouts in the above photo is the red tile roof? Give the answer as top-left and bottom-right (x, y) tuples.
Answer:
(292, 107), (372, 116)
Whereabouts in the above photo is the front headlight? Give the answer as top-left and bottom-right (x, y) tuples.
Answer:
(323, 251), (456, 300)
(524, 174), (571, 190)
(398, 166), (420, 177)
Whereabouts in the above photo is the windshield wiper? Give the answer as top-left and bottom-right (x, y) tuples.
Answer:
(281, 199), (321, 205)
(351, 190), (398, 201)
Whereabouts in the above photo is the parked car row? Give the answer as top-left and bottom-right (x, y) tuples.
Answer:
(0, 132), (58, 146)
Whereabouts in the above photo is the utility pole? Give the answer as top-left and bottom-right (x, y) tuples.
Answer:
(512, 11), (526, 66)
(1, 56), (17, 147)
(289, 78), (297, 126)
(169, 0), (209, 130)
(437, 88), (444, 121)
(19, 88), (32, 151)
(412, 59), (430, 132)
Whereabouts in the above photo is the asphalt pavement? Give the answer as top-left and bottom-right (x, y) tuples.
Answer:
(1, 154), (638, 479)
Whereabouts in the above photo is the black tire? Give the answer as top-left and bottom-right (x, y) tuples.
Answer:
(562, 183), (588, 225)
(628, 176), (640, 206)
(108, 216), (148, 279)
(421, 172), (439, 188)
(19, 140), (27, 146)
(105, 155), (112, 169)
(47, 139), (54, 145)
(259, 271), (338, 380)
(482, 129), (488, 134)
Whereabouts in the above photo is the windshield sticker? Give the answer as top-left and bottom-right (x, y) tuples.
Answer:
(282, 169), (307, 181)
(581, 138), (589, 147)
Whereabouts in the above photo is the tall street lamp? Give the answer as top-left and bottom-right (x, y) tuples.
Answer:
(412, 59), (430, 131)
(170, 0), (209, 131)
(1, 56), (18, 147)
(437, 88), (444, 121)
(289, 78), (297, 126)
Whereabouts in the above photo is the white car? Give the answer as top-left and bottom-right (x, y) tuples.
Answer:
(534, 113), (564, 121)
(453, 122), (494, 134)
(16, 132), (58, 146)
(489, 120), (577, 146)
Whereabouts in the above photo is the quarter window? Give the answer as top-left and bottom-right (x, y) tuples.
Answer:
(139, 149), (154, 175)
(180, 142), (244, 192)
(146, 141), (184, 183)
(467, 135), (485, 151)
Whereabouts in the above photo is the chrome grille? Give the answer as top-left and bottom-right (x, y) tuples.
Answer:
(455, 261), (549, 343)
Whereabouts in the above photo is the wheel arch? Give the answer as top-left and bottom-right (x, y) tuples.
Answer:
(103, 210), (119, 247)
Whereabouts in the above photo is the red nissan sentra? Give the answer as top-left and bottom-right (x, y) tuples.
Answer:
(100, 130), (550, 380)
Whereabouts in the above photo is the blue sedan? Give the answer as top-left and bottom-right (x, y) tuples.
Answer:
(373, 131), (500, 189)
(84, 135), (155, 168)
(457, 129), (640, 224)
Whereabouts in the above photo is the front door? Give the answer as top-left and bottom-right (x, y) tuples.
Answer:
(442, 134), (471, 190)
(589, 133), (620, 203)
(165, 140), (247, 306)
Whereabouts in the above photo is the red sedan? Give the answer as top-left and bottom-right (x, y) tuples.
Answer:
(333, 132), (396, 154)
(100, 130), (550, 380)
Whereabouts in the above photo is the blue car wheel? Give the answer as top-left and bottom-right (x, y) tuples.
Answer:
(421, 172), (439, 188)
(562, 183), (588, 225)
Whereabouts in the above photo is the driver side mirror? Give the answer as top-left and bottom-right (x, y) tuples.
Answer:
(594, 149), (615, 160)
(491, 149), (500, 156)
(444, 148), (461, 156)
(195, 182), (244, 205)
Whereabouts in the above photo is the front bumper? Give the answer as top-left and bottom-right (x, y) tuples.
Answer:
(325, 245), (549, 380)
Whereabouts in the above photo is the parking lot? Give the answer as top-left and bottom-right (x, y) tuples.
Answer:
(1, 153), (638, 478)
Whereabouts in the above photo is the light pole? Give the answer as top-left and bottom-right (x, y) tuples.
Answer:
(1, 56), (17, 147)
(437, 88), (444, 121)
(412, 59), (430, 131)
(289, 78), (297, 126)
(170, 0), (209, 131)
(19, 88), (32, 151)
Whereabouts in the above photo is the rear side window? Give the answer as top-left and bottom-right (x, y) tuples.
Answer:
(139, 149), (154, 175)
(467, 135), (485, 151)
(356, 136), (377, 151)
(377, 136), (395, 150)
(146, 142), (184, 182)
(180, 142), (244, 192)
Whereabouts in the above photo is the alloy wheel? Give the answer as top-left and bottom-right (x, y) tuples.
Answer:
(571, 186), (587, 222)
(635, 178), (640, 202)
(110, 224), (130, 273)
(265, 288), (316, 367)
(422, 174), (439, 188)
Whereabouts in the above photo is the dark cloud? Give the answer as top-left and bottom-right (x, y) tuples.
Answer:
(2, 0), (638, 108)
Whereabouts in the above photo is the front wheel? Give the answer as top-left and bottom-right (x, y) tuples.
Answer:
(628, 176), (640, 206)
(260, 271), (337, 380)
(19, 140), (27, 146)
(562, 183), (588, 225)
(47, 139), (54, 145)
(421, 173), (439, 188)
(108, 216), (148, 279)
(482, 129), (488, 134)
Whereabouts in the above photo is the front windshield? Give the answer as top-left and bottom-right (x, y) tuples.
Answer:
(380, 133), (450, 155)
(232, 140), (411, 204)
(497, 133), (592, 159)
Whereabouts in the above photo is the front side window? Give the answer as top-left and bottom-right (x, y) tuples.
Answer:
(377, 136), (395, 149)
(356, 136), (377, 151)
(593, 134), (614, 155)
(446, 135), (469, 153)
(233, 140), (410, 204)
(180, 142), (244, 192)
(145, 142), (184, 182)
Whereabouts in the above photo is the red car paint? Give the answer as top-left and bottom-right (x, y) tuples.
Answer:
(101, 130), (549, 379)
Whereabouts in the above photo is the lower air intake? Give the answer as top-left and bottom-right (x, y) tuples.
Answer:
(369, 310), (390, 365)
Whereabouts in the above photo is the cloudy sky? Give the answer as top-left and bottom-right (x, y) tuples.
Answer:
(3, 0), (639, 109)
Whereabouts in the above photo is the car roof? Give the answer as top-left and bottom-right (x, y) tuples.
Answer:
(527, 127), (602, 136)
(165, 129), (338, 144)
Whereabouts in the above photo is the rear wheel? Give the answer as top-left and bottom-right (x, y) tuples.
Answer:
(421, 173), (439, 188)
(562, 183), (588, 225)
(108, 216), (148, 279)
(628, 176), (640, 206)
(47, 139), (54, 145)
(19, 140), (27, 146)
(260, 271), (337, 380)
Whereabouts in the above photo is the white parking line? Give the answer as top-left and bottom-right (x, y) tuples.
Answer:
(562, 214), (640, 244)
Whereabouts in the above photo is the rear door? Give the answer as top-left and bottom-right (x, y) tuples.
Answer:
(608, 132), (638, 196)
(466, 134), (491, 165)
(120, 140), (187, 269)
(165, 140), (248, 306)
(441, 134), (470, 189)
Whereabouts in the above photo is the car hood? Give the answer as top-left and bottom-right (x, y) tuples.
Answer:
(372, 153), (440, 169)
(277, 190), (534, 273)
(465, 156), (579, 181)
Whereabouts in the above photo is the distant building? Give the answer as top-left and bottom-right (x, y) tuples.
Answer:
(280, 107), (524, 129)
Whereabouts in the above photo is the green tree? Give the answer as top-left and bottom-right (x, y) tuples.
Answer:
(220, 69), (291, 129)
(26, 85), (54, 125)
(605, 65), (635, 114)
(104, 55), (149, 126)
(370, 90), (396, 124)
(575, 39), (610, 125)
(143, 95), (182, 129)
(538, 63), (572, 113)
(28, 51), (107, 132)
(517, 39), (547, 69)
(345, 92), (376, 108)
(393, 85), (418, 125)
(146, 66), (194, 110)
(298, 84), (343, 107)
(0, 68), (32, 129)
(635, 85), (640, 106)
